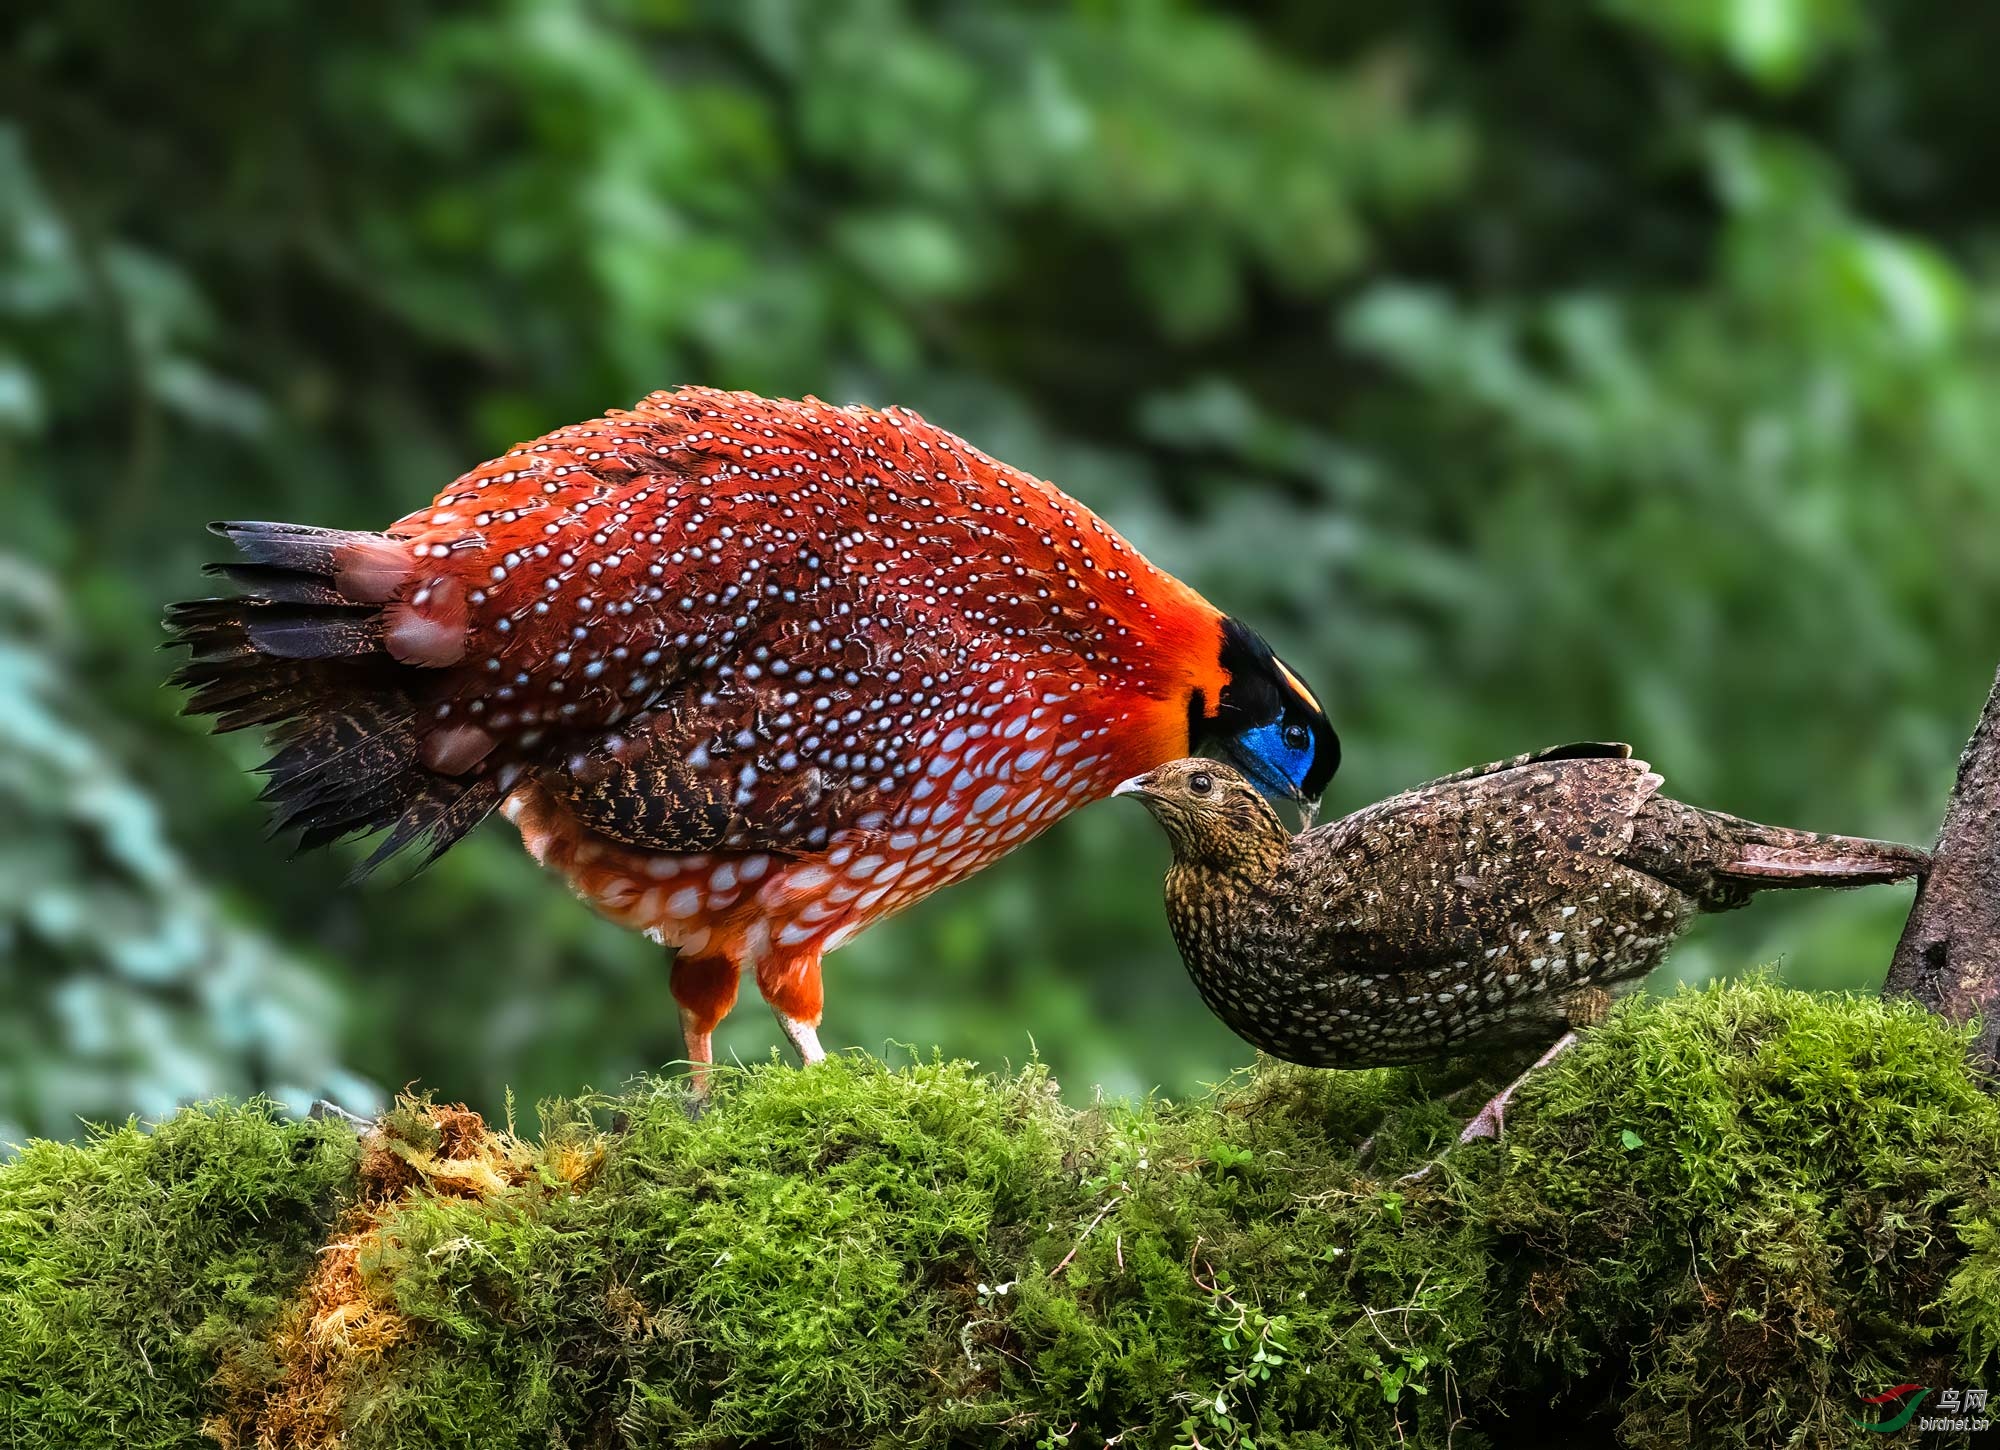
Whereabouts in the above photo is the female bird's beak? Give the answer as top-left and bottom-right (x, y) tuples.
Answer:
(1113, 772), (1156, 800)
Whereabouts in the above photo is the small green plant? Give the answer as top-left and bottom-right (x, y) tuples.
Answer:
(1177, 1253), (1293, 1448)
(1357, 1343), (1432, 1406)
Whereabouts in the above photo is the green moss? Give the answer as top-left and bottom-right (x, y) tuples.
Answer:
(337, 1058), (1074, 1448)
(0, 1100), (360, 1449)
(1486, 979), (2000, 1450)
(0, 983), (1993, 1449)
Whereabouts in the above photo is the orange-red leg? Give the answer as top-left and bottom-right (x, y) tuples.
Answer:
(756, 951), (826, 1065)
(670, 952), (740, 1095)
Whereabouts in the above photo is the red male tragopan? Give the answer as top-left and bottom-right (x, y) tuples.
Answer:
(168, 388), (1336, 1082)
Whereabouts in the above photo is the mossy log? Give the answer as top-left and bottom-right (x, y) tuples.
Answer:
(1, 981), (1995, 1450)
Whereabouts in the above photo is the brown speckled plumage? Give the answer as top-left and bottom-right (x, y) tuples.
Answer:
(1119, 746), (1928, 1069)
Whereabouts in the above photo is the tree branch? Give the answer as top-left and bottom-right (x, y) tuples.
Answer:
(1886, 659), (2000, 1063)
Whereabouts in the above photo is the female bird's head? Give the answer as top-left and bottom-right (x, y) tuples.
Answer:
(1186, 618), (1339, 814)
(1114, 758), (1291, 870)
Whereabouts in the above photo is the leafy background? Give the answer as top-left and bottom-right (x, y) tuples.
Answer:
(4, 0), (1995, 1138)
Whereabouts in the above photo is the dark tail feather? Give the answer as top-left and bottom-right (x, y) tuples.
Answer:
(208, 519), (382, 574)
(1627, 798), (1928, 908)
(1718, 827), (1930, 887)
(164, 521), (495, 874)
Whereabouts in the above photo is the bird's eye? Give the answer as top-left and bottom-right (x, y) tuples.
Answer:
(1282, 722), (1309, 750)
(1189, 772), (1213, 796)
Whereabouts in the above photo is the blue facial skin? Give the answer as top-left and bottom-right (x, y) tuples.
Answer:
(1226, 719), (1318, 801)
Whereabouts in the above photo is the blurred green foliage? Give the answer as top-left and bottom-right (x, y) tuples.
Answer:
(0, 560), (371, 1137)
(3, 0), (1995, 1133)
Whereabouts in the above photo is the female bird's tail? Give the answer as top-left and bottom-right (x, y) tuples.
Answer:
(1626, 796), (1928, 908)
(164, 521), (497, 874)
(1713, 819), (1930, 886)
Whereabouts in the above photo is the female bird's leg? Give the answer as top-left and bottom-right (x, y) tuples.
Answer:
(757, 951), (827, 1065)
(1455, 1032), (1579, 1143)
(1396, 1031), (1584, 1185)
(670, 952), (741, 1097)
(1455, 986), (1611, 1142)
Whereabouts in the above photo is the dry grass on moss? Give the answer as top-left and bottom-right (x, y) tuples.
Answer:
(1, 979), (1996, 1449)
(206, 1100), (605, 1449)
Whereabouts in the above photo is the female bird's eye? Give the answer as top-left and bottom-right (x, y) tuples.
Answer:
(1282, 722), (1309, 750)
(1189, 772), (1213, 795)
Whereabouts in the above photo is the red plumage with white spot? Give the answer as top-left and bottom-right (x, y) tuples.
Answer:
(169, 387), (1299, 1075)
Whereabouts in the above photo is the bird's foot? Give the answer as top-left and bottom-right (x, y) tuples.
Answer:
(1396, 1103), (1505, 1185)
(1452, 1029), (1580, 1146)
(775, 1011), (826, 1066)
(1456, 1091), (1511, 1144)
(680, 1025), (717, 1118)
(308, 1099), (374, 1134)
(1397, 1031), (1585, 1183)
(675, 1062), (713, 1121)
